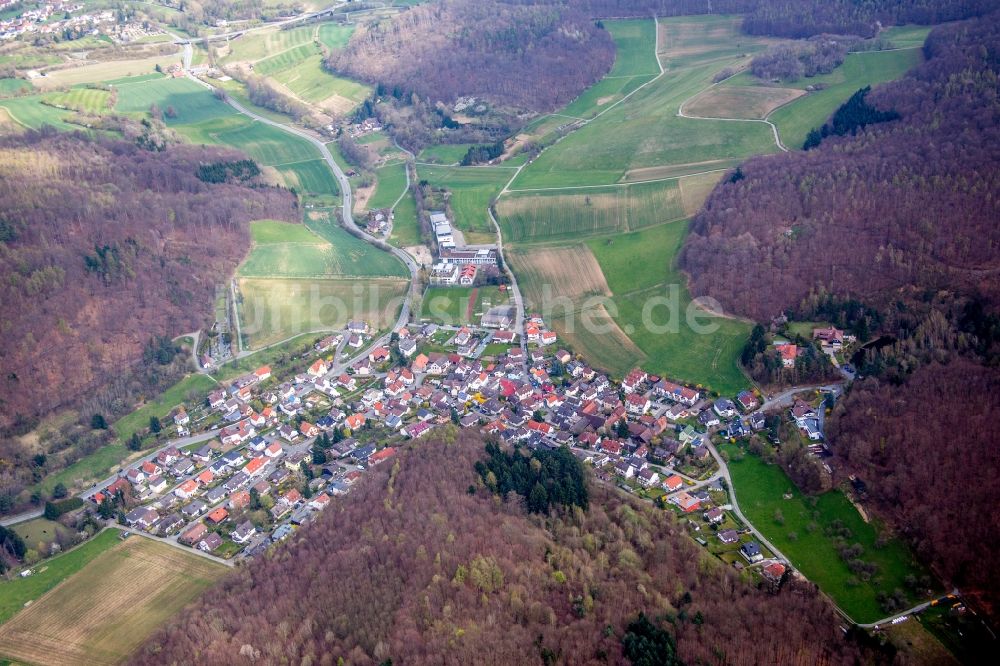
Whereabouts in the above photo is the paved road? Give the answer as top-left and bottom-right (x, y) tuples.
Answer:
(0, 430), (221, 527)
(183, 51), (419, 338)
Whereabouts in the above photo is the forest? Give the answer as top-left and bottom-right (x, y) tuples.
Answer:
(136, 431), (892, 665)
(682, 13), (1000, 623)
(681, 14), (1000, 323)
(327, 0), (614, 119)
(0, 132), (296, 507)
(827, 361), (1000, 623)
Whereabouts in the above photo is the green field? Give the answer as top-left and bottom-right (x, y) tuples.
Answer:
(0, 78), (30, 97)
(421, 286), (510, 326)
(254, 43), (318, 76)
(114, 77), (237, 126)
(365, 162), (408, 211)
(0, 529), (121, 625)
(511, 16), (781, 189)
(881, 24), (933, 49)
(273, 158), (339, 199)
(766, 47), (924, 149)
(415, 165), (510, 238)
(276, 55), (371, 106)
(389, 190), (421, 247)
(560, 19), (660, 120)
(722, 445), (934, 624)
(239, 219), (406, 279)
(113, 373), (217, 442)
(224, 24), (317, 63)
(43, 87), (112, 115)
(497, 179), (686, 243)
(318, 23), (355, 51)
(588, 222), (750, 392)
(238, 277), (408, 347)
(417, 143), (474, 164)
(0, 95), (76, 131)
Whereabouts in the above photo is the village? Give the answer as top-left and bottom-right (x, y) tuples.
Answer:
(0, 1), (164, 44)
(86, 305), (849, 588)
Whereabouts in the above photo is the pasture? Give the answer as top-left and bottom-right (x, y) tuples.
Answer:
(721, 444), (934, 624)
(510, 16), (781, 189)
(588, 221), (750, 393)
(0, 95), (76, 131)
(767, 47), (924, 149)
(223, 24), (317, 64)
(415, 165), (510, 238)
(0, 78), (30, 97)
(29, 51), (182, 90)
(417, 143), (474, 164)
(497, 179), (685, 243)
(113, 373), (217, 442)
(560, 19), (659, 119)
(272, 158), (340, 199)
(0, 536), (225, 666)
(318, 23), (355, 51)
(12, 518), (73, 556)
(114, 77), (237, 126)
(274, 55), (371, 107)
(388, 191), (421, 247)
(43, 87), (112, 115)
(0, 529), (121, 626)
(239, 219), (406, 279)
(238, 277), (408, 347)
(684, 84), (803, 119)
(365, 162), (408, 211)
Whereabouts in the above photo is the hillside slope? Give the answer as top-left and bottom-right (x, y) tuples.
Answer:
(136, 431), (884, 665)
(680, 15), (1000, 322)
(328, 0), (614, 113)
(0, 133), (297, 426)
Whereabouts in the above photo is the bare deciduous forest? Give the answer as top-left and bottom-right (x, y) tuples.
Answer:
(136, 431), (889, 665)
(328, 0), (615, 113)
(0, 132), (296, 428)
(681, 15), (1000, 323)
(682, 13), (1000, 623)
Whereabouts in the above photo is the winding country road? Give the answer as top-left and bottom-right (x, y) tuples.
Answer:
(182, 46), (420, 337)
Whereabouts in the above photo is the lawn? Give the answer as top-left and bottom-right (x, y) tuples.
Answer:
(0, 95), (76, 131)
(497, 179), (685, 243)
(0, 529), (122, 626)
(238, 277), (409, 348)
(317, 22), (356, 51)
(365, 162), (408, 211)
(113, 373), (217, 442)
(0, 535), (225, 666)
(767, 47), (924, 149)
(415, 165), (511, 236)
(421, 285), (510, 325)
(12, 518), (73, 555)
(114, 76), (237, 126)
(388, 190), (421, 247)
(721, 444), (934, 624)
(43, 87), (112, 115)
(417, 143), (474, 164)
(239, 219), (406, 279)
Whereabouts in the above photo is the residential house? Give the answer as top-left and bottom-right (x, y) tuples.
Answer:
(741, 541), (763, 563)
(231, 521), (256, 544)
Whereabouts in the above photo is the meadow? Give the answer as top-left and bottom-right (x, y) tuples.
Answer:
(497, 179), (685, 243)
(415, 165), (511, 240)
(0, 529), (121, 626)
(272, 158), (339, 200)
(0, 535), (225, 666)
(114, 76), (237, 126)
(29, 52), (180, 90)
(721, 444), (934, 624)
(43, 87), (112, 115)
(421, 286), (510, 326)
(417, 143), (474, 164)
(365, 162), (408, 211)
(0, 95), (77, 131)
(388, 191), (421, 247)
(239, 219), (406, 279)
(112, 373), (217, 442)
(12, 518), (74, 557)
(238, 277), (408, 347)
